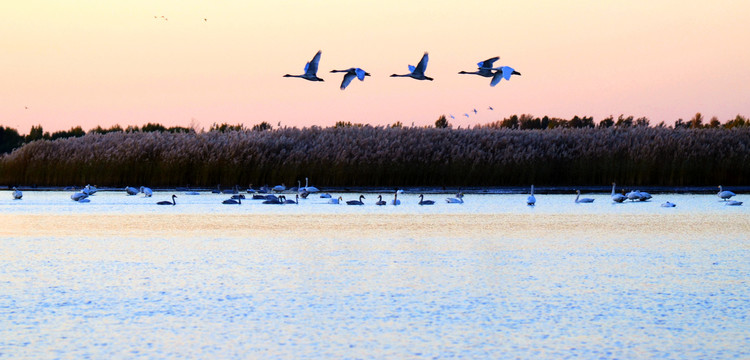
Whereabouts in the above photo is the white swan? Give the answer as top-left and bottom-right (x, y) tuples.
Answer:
(638, 191), (652, 201)
(12, 187), (22, 200)
(611, 182), (627, 203)
(717, 185), (736, 201)
(283, 50), (324, 81)
(390, 52), (433, 81)
(661, 201), (676, 207)
(490, 66), (521, 87)
(626, 190), (642, 201)
(320, 193), (332, 199)
(391, 193), (401, 205)
(445, 197), (464, 204)
(330, 68), (370, 90)
(458, 57), (498, 77)
(140, 186), (153, 197)
(328, 196), (343, 204)
(273, 183), (286, 192)
(82, 184), (97, 195)
(574, 190), (595, 203)
(71, 192), (88, 201)
(125, 186), (139, 195)
(527, 185), (536, 206)
(303, 177), (319, 193)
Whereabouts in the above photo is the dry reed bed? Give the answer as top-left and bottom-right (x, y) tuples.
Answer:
(1, 127), (748, 187)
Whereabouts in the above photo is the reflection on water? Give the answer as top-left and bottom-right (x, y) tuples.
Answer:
(1, 191), (749, 359)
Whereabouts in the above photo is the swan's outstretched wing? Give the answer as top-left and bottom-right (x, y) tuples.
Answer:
(478, 56), (499, 69)
(414, 52), (429, 75)
(500, 66), (515, 80)
(355, 68), (366, 80)
(408, 65), (416, 73)
(306, 50), (322, 75)
(340, 72), (356, 90)
(490, 70), (504, 86)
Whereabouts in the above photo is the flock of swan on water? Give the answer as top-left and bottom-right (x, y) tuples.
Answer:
(9, 182), (743, 207)
(284, 51), (521, 89)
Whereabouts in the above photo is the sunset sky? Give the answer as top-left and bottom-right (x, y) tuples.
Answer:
(2, 0), (749, 133)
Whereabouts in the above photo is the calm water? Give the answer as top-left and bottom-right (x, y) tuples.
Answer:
(1, 190), (749, 359)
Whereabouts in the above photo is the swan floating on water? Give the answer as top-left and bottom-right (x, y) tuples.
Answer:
(611, 183), (627, 203)
(328, 196), (343, 204)
(140, 186), (153, 197)
(527, 185), (536, 206)
(661, 201), (676, 207)
(222, 196), (241, 205)
(303, 178), (319, 193)
(717, 185), (736, 201)
(125, 186), (139, 196)
(391, 193), (401, 206)
(375, 195), (386, 206)
(347, 195), (365, 205)
(157, 194), (177, 206)
(574, 190), (595, 203)
(284, 50), (324, 81)
(418, 194), (435, 205)
(391, 52), (433, 81)
(71, 192), (88, 201)
(320, 193), (332, 199)
(12, 187), (22, 200)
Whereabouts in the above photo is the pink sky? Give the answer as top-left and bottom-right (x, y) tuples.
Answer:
(2, 0), (749, 133)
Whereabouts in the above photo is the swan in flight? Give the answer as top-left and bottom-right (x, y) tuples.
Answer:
(284, 50), (324, 81)
(527, 185), (536, 206)
(726, 200), (743, 206)
(611, 183), (627, 203)
(140, 186), (153, 197)
(330, 68), (370, 90)
(157, 194), (177, 206)
(390, 52), (433, 81)
(328, 196), (343, 204)
(347, 195), (365, 205)
(12, 187), (22, 199)
(125, 186), (139, 196)
(661, 201), (676, 207)
(574, 190), (595, 203)
(490, 66), (521, 87)
(717, 185), (736, 201)
(458, 56), (499, 77)
(375, 195), (386, 206)
(418, 194), (435, 205)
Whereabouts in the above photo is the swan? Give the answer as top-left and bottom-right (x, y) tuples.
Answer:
(262, 195), (283, 204)
(125, 186), (139, 195)
(445, 197), (463, 204)
(626, 190), (642, 202)
(283, 195), (299, 204)
(638, 191), (652, 201)
(71, 192), (88, 201)
(347, 195), (365, 205)
(212, 185), (222, 194)
(418, 194), (435, 205)
(661, 201), (676, 207)
(77, 198), (90, 203)
(458, 56), (499, 77)
(375, 195), (386, 206)
(391, 193), (401, 206)
(246, 184), (256, 193)
(328, 196), (343, 204)
(575, 190), (595, 203)
(82, 184), (97, 195)
(273, 183), (286, 192)
(12, 187), (22, 200)
(184, 190), (200, 195)
(611, 183), (627, 203)
(303, 177), (319, 193)
(157, 194), (177, 206)
(320, 193), (332, 199)
(726, 200), (743, 206)
(330, 68), (370, 90)
(140, 186), (153, 197)
(390, 52), (433, 81)
(223, 196), (241, 205)
(527, 185), (536, 206)
(284, 50), (324, 81)
(717, 185), (736, 201)
(490, 66), (521, 87)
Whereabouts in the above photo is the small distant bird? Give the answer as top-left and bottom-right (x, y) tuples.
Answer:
(449, 114), (455, 119)
(488, 106), (494, 110)
(490, 66), (521, 87)
(284, 50), (324, 81)
(473, 108), (478, 114)
(464, 113), (470, 118)
(390, 52), (433, 81)
(203, 18), (207, 22)
(330, 68), (370, 90)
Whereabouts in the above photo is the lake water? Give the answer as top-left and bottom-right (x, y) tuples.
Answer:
(1, 190), (749, 359)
